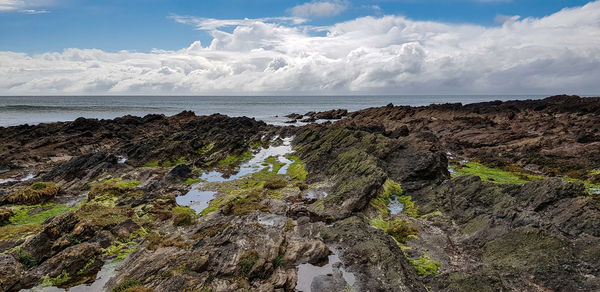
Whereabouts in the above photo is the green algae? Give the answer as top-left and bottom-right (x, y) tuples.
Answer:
(563, 176), (600, 194)
(452, 162), (542, 184)
(172, 206), (196, 226)
(142, 161), (160, 167)
(250, 141), (262, 149)
(10, 203), (77, 226)
(408, 253), (441, 276)
(17, 251), (36, 268)
(369, 217), (418, 244)
(370, 179), (418, 217)
(77, 256), (97, 275)
(264, 156), (285, 173)
(370, 179), (400, 217)
(142, 156), (186, 168)
(103, 228), (148, 261)
(183, 177), (201, 185)
(114, 180), (140, 188)
(238, 250), (259, 275)
(287, 156), (307, 181)
(222, 189), (269, 216)
(41, 270), (71, 287)
(196, 142), (215, 155)
(218, 152), (253, 167)
(112, 279), (144, 292)
(9, 182), (59, 204)
(75, 202), (130, 227)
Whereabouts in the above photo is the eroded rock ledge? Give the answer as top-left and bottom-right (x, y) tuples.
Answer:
(0, 95), (598, 292)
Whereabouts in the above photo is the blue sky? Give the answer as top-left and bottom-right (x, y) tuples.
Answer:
(0, 0), (593, 54)
(1, 0), (599, 95)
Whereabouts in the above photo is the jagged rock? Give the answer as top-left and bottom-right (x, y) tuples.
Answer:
(285, 113), (303, 120)
(19, 212), (79, 263)
(0, 208), (13, 225)
(0, 254), (25, 292)
(320, 217), (428, 292)
(164, 164), (191, 183)
(34, 242), (104, 283)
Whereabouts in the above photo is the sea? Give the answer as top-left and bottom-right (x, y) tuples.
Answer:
(0, 95), (548, 127)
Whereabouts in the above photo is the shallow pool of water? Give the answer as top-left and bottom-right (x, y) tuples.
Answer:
(177, 136), (295, 213)
(388, 197), (404, 215)
(117, 156), (127, 164)
(176, 190), (217, 213)
(303, 189), (329, 200)
(0, 173), (35, 185)
(296, 252), (356, 292)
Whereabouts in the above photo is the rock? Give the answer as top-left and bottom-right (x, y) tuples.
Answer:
(577, 132), (600, 143)
(314, 109), (348, 120)
(386, 125), (409, 138)
(34, 242), (104, 283)
(164, 164), (191, 183)
(0, 254), (24, 292)
(519, 178), (584, 211)
(89, 230), (115, 248)
(0, 208), (13, 225)
(111, 219), (140, 240)
(42, 152), (118, 182)
(300, 117), (317, 123)
(319, 216), (428, 292)
(285, 113), (303, 120)
(20, 211), (79, 263)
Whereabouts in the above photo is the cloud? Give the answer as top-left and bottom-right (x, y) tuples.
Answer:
(1, 1), (600, 95)
(172, 15), (307, 31)
(0, 0), (50, 13)
(289, 0), (349, 18)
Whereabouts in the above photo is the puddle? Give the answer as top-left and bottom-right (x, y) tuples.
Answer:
(277, 156), (293, 174)
(176, 190), (217, 213)
(296, 251), (356, 292)
(53, 192), (88, 208)
(448, 166), (457, 175)
(388, 197), (404, 215)
(0, 173), (35, 185)
(303, 189), (329, 200)
(177, 137), (295, 214)
(257, 214), (287, 227)
(590, 187), (600, 195)
(117, 156), (127, 164)
(25, 260), (122, 292)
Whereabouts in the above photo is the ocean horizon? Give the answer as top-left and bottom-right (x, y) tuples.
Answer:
(0, 95), (551, 127)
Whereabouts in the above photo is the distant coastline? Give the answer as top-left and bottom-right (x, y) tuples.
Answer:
(0, 95), (550, 127)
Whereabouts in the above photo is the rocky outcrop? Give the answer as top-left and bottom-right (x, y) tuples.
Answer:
(0, 96), (599, 292)
(412, 176), (600, 291)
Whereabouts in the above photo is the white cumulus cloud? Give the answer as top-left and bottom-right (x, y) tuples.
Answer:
(2, 1), (600, 95)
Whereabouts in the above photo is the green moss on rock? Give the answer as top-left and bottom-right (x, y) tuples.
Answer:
(287, 156), (307, 181)
(9, 182), (59, 204)
(409, 253), (441, 276)
(452, 162), (541, 184)
(172, 206), (196, 226)
(238, 250), (259, 275)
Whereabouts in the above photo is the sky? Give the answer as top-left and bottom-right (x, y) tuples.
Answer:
(0, 0), (599, 95)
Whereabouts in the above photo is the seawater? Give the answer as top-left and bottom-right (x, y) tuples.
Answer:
(0, 95), (546, 127)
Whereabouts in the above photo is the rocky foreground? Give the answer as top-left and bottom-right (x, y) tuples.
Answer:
(0, 95), (599, 292)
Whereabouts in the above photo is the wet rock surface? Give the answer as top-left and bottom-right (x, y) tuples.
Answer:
(0, 96), (598, 291)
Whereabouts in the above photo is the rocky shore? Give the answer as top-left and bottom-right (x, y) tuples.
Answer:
(0, 95), (599, 292)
